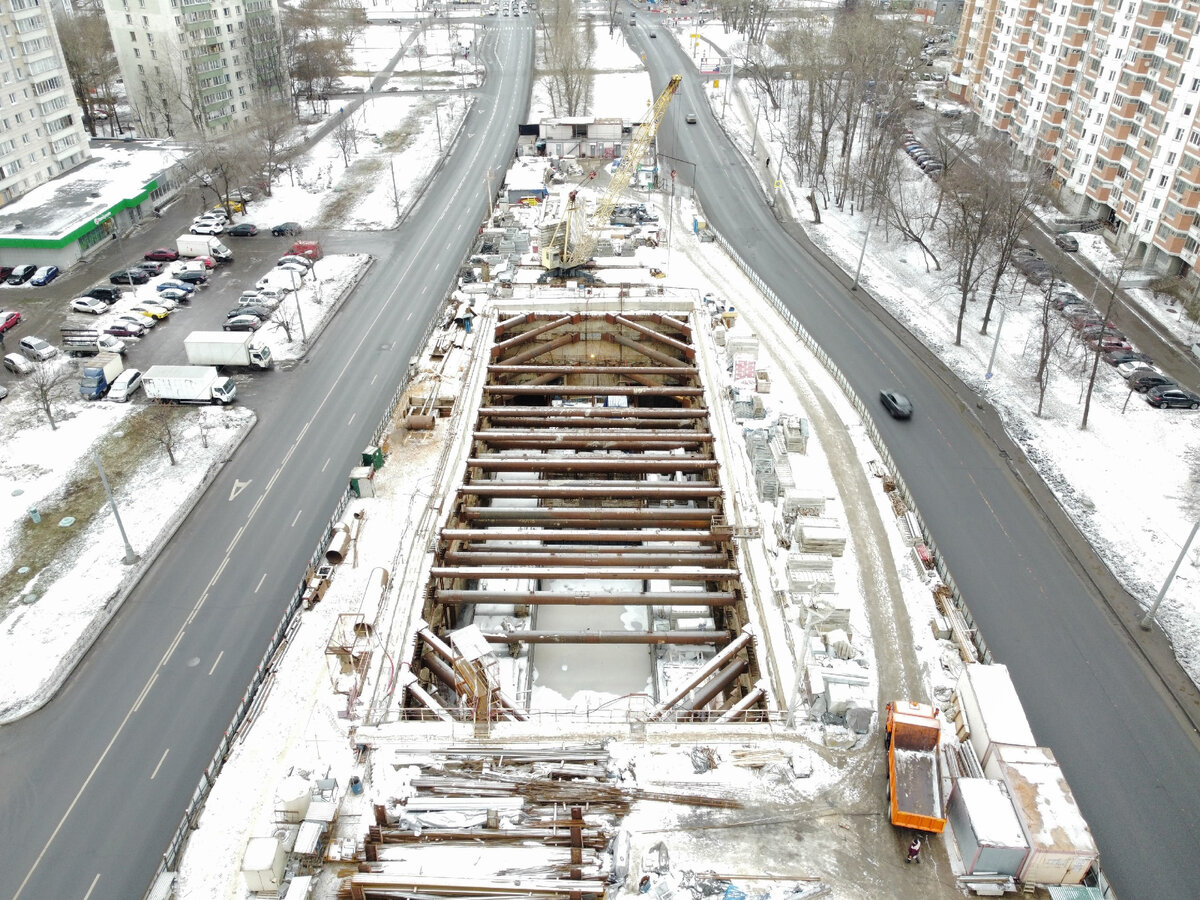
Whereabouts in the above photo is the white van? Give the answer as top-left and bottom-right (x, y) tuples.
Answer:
(108, 368), (143, 402)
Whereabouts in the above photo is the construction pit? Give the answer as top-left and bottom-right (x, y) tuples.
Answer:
(176, 279), (983, 900)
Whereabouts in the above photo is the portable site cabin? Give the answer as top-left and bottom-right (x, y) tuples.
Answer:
(984, 744), (1098, 885)
(947, 778), (1029, 876)
(956, 663), (1037, 769)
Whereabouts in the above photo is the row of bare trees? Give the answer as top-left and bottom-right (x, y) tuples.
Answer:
(541, 0), (595, 117)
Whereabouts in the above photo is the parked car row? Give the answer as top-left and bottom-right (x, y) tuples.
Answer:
(1042, 282), (1200, 410)
(899, 134), (943, 178)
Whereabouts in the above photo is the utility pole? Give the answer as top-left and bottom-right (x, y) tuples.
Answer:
(434, 106), (443, 152)
(1141, 521), (1200, 631)
(852, 218), (873, 291)
(94, 451), (138, 565)
(985, 305), (1007, 379)
(290, 272), (307, 341)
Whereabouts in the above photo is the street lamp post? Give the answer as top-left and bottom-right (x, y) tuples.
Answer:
(94, 451), (138, 565)
(985, 305), (1007, 379)
(1140, 520), (1200, 630)
(851, 219), (872, 291)
(434, 106), (443, 152)
(289, 271), (307, 341)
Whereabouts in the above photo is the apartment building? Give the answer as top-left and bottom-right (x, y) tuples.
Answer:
(0, 0), (91, 206)
(952, 0), (1200, 278)
(102, 0), (286, 139)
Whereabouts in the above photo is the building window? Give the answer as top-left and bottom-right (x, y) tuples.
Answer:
(1168, 152), (1177, 164)
(1159, 175), (1168, 187)
(130, 31), (137, 41)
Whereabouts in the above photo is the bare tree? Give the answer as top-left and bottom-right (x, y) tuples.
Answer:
(1080, 239), (1140, 429)
(271, 305), (301, 342)
(885, 174), (941, 271)
(247, 101), (299, 198)
(332, 110), (361, 167)
(27, 362), (77, 431)
(542, 0), (593, 117)
(144, 405), (183, 466)
(943, 165), (1000, 346)
(1032, 275), (1070, 417)
(55, 10), (121, 137)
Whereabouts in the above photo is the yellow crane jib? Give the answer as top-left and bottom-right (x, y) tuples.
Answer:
(541, 74), (683, 272)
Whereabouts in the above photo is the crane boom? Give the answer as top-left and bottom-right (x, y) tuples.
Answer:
(541, 74), (683, 272)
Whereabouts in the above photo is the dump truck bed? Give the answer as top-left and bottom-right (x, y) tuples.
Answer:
(889, 747), (946, 833)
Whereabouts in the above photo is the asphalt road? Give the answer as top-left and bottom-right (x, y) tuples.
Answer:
(637, 20), (1200, 900)
(0, 18), (532, 900)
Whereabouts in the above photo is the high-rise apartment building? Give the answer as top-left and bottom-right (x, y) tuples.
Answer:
(0, 0), (91, 205)
(102, 0), (286, 139)
(952, 0), (1200, 277)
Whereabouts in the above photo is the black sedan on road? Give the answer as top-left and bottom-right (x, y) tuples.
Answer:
(880, 390), (913, 419)
(227, 223), (259, 236)
(110, 268), (150, 285)
(271, 222), (303, 236)
(1145, 385), (1200, 409)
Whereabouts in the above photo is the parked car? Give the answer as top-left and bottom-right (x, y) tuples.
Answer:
(158, 288), (192, 303)
(128, 304), (170, 320)
(277, 262), (310, 279)
(1145, 385), (1200, 409)
(114, 313), (155, 331)
(137, 260), (168, 276)
(1054, 234), (1080, 252)
(1079, 325), (1126, 342)
(230, 305), (274, 321)
(19, 335), (58, 361)
(1125, 368), (1175, 392)
(87, 285), (124, 302)
(6, 264), (36, 285)
(0, 309), (21, 333)
(157, 280), (195, 294)
(96, 334), (127, 355)
(108, 367), (143, 403)
(110, 268), (150, 285)
(685, 113), (698, 124)
(190, 220), (225, 235)
(227, 223), (259, 237)
(144, 247), (180, 261)
(30, 265), (60, 286)
(193, 256), (217, 269)
(0, 266), (12, 281)
(277, 254), (313, 269)
(271, 221), (303, 236)
(175, 269), (209, 285)
(223, 314), (263, 331)
(71, 297), (110, 315)
(1105, 349), (1152, 368)
(1050, 293), (1089, 311)
(880, 389), (913, 419)
(105, 320), (147, 338)
(3, 352), (34, 374)
(1086, 334), (1133, 353)
(148, 295), (180, 311)
(1116, 359), (1159, 379)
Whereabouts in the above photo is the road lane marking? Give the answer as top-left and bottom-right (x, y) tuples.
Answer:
(132, 672), (158, 713)
(347, 413), (356, 426)
(150, 748), (170, 780)
(208, 651), (224, 676)
(225, 525), (246, 554)
(291, 509), (302, 527)
(322, 457), (331, 472)
(160, 630), (185, 668)
(228, 478), (252, 501)
(82, 873), (101, 900)
(255, 573), (267, 593)
(371, 373), (378, 385)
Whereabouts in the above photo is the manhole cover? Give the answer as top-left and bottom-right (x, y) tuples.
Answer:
(59, 517), (76, 528)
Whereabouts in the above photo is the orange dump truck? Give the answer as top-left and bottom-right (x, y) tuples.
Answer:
(885, 700), (948, 833)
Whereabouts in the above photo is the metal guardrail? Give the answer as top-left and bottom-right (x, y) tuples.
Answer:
(713, 230), (992, 665)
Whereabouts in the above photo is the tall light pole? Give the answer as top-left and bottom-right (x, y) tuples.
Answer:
(94, 451), (138, 565)
(851, 219), (872, 291)
(434, 106), (443, 152)
(985, 305), (1007, 379)
(1140, 521), (1200, 631)
(289, 271), (307, 341)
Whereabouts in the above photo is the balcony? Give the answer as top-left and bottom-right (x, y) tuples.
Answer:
(1137, 2), (1168, 28)
(1153, 227), (1187, 256)
(1085, 182), (1112, 204)
(1097, 141), (1126, 165)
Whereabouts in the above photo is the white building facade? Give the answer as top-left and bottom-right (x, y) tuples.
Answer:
(103, 0), (286, 139)
(0, 0), (90, 205)
(952, 0), (1200, 277)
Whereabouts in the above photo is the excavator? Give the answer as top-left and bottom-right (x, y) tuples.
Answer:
(539, 74), (682, 278)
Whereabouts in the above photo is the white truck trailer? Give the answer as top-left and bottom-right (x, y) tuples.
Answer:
(176, 234), (233, 262)
(143, 365), (237, 405)
(184, 331), (273, 370)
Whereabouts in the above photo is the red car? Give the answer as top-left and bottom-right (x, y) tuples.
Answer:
(144, 247), (180, 261)
(0, 310), (21, 333)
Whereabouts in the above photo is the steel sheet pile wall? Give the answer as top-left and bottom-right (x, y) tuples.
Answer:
(406, 310), (765, 722)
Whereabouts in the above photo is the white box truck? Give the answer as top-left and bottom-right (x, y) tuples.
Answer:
(143, 365), (237, 405)
(176, 234), (233, 262)
(184, 331), (273, 370)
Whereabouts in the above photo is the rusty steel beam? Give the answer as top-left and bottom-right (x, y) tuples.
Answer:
(489, 365), (699, 376)
(495, 312), (534, 336)
(460, 484), (721, 499)
(476, 416), (703, 429)
(467, 458), (718, 472)
(502, 333), (579, 366)
(431, 566), (738, 581)
(439, 528), (730, 543)
(648, 312), (693, 339)
(465, 478), (719, 487)
(491, 314), (577, 359)
(607, 313), (695, 359)
(459, 507), (717, 523)
(481, 630), (729, 645)
(687, 658), (750, 711)
(483, 384), (704, 397)
(478, 407), (706, 419)
(444, 550), (730, 566)
(602, 332), (691, 367)
(442, 544), (726, 556)
(436, 590), (739, 605)
(471, 439), (708, 452)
